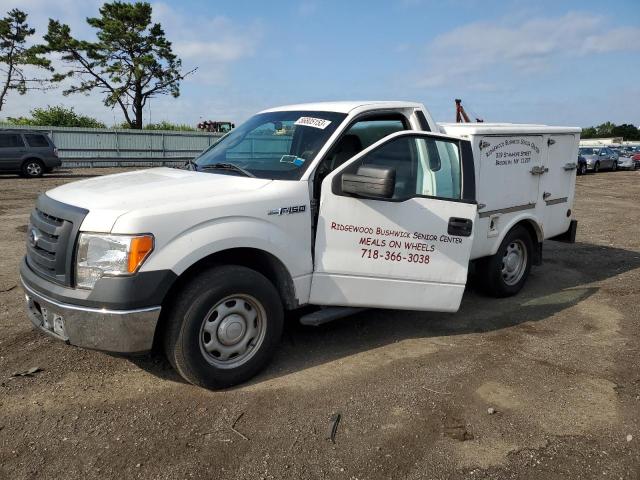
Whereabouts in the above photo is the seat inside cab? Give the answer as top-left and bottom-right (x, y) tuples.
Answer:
(314, 115), (408, 197)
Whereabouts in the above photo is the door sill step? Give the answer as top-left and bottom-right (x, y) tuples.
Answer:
(299, 307), (366, 326)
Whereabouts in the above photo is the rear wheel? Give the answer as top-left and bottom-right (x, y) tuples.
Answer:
(611, 160), (617, 172)
(476, 225), (534, 297)
(21, 159), (44, 178)
(163, 265), (284, 389)
(578, 163), (587, 175)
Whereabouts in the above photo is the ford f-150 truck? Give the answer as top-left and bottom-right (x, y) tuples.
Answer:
(20, 101), (580, 388)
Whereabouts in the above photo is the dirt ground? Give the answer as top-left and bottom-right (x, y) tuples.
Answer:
(0, 168), (639, 480)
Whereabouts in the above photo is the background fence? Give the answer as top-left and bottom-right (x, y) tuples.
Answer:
(0, 123), (223, 167)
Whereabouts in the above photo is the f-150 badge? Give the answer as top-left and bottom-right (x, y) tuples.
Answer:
(268, 205), (307, 216)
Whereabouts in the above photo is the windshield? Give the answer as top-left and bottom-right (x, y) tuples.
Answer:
(195, 110), (347, 180)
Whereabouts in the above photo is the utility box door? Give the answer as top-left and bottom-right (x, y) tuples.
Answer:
(541, 134), (579, 237)
(476, 135), (543, 212)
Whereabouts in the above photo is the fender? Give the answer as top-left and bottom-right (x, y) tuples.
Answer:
(138, 215), (314, 304)
(20, 153), (46, 163)
(488, 212), (544, 257)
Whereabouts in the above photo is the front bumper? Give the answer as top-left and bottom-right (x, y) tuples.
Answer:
(22, 278), (161, 354)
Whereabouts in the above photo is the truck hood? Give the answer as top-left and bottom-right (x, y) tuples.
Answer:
(46, 167), (272, 231)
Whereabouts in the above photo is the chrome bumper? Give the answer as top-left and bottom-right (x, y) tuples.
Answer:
(22, 279), (161, 354)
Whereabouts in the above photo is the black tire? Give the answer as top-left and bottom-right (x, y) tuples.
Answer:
(593, 162), (600, 173)
(163, 265), (284, 389)
(476, 225), (534, 298)
(578, 164), (587, 175)
(21, 159), (44, 178)
(611, 161), (617, 172)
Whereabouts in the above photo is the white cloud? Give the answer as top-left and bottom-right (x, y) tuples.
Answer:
(1, 1), (261, 124)
(151, 3), (261, 86)
(415, 12), (640, 88)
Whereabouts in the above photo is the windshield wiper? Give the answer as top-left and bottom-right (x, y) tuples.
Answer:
(178, 159), (198, 171)
(199, 162), (255, 178)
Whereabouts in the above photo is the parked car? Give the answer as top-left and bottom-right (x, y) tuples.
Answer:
(0, 130), (60, 178)
(632, 151), (640, 170)
(578, 146), (618, 172)
(619, 146), (635, 157)
(617, 155), (636, 170)
(577, 154), (588, 175)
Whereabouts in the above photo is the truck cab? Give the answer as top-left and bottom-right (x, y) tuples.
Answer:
(20, 101), (579, 389)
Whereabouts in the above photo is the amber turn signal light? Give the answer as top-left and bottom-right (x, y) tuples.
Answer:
(128, 235), (154, 273)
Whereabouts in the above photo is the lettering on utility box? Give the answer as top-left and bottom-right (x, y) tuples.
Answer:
(484, 137), (540, 167)
(330, 222), (464, 266)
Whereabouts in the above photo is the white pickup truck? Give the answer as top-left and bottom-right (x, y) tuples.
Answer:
(20, 101), (580, 388)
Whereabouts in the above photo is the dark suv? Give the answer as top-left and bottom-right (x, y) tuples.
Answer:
(0, 130), (61, 178)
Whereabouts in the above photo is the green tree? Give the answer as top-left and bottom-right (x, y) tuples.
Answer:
(611, 123), (640, 141)
(595, 121), (615, 138)
(7, 105), (106, 128)
(114, 120), (196, 131)
(0, 9), (51, 111)
(581, 126), (597, 138)
(143, 121), (196, 131)
(45, 1), (195, 129)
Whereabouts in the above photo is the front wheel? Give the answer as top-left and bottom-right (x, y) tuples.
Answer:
(163, 265), (284, 389)
(476, 226), (534, 297)
(594, 162), (600, 173)
(611, 161), (617, 172)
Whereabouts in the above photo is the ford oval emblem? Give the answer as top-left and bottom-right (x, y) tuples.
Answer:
(29, 228), (40, 248)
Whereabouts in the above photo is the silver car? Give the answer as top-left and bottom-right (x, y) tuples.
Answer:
(617, 154), (636, 170)
(578, 146), (618, 173)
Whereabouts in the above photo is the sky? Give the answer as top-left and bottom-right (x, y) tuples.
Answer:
(1, 0), (639, 128)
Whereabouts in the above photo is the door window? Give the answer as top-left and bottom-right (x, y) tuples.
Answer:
(322, 117), (407, 173)
(341, 135), (462, 200)
(0, 134), (24, 148)
(25, 134), (50, 147)
(347, 119), (406, 149)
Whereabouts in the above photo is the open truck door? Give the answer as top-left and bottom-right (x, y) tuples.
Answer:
(309, 131), (477, 312)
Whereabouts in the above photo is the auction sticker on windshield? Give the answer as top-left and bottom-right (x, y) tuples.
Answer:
(295, 117), (332, 129)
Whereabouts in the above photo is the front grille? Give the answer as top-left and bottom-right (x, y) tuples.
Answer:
(25, 195), (88, 286)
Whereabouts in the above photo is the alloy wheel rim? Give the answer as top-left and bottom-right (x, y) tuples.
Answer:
(27, 163), (42, 176)
(501, 239), (528, 286)
(198, 294), (267, 369)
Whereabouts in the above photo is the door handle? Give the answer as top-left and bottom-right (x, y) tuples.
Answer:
(448, 217), (473, 237)
(530, 165), (548, 175)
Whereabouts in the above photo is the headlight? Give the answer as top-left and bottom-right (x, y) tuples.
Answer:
(75, 233), (154, 289)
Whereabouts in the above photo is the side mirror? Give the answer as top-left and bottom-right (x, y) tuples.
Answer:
(342, 165), (395, 199)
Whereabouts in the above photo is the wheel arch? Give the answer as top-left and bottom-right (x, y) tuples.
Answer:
(493, 216), (543, 265)
(152, 247), (298, 351)
(21, 155), (45, 166)
(167, 247), (297, 309)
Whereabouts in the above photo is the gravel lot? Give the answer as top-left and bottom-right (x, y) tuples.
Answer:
(1, 168), (639, 479)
